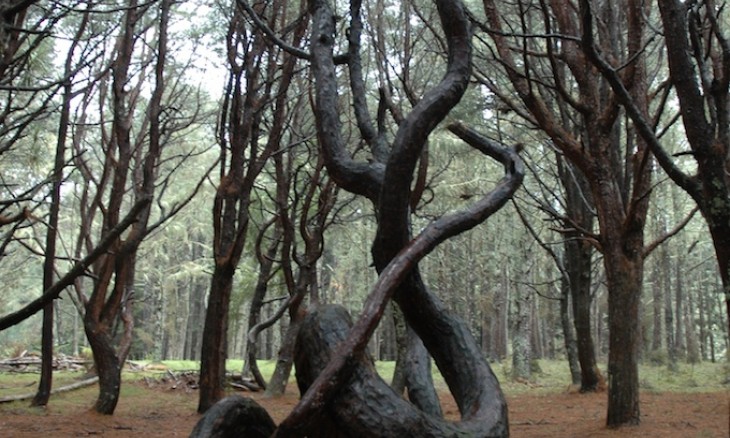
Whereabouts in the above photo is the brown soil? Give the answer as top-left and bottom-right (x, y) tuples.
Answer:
(0, 381), (727, 437)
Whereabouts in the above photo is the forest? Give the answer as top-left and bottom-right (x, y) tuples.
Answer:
(0, 0), (728, 436)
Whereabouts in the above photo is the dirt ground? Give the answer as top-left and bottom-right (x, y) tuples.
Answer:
(0, 381), (727, 437)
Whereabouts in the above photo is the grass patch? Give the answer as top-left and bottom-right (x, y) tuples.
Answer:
(147, 358), (728, 394)
(0, 371), (87, 398)
(2, 358), (726, 405)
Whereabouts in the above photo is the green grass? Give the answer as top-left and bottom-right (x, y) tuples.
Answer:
(0, 370), (87, 398)
(492, 359), (729, 395)
(135, 358), (729, 395)
(2, 358), (726, 403)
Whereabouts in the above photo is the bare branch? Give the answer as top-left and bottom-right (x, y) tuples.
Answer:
(0, 197), (151, 331)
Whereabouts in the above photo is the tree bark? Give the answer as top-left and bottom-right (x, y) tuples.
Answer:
(567, 232), (603, 391)
(400, 326), (442, 417)
(31, 17), (85, 401)
(198, 265), (235, 412)
(293, 305), (506, 437)
(604, 244), (643, 426)
(559, 283), (582, 385)
(675, 262), (686, 359)
(243, 221), (280, 389)
(558, 157), (603, 391)
(191, 395), (276, 438)
(271, 0), (515, 435)
(511, 285), (532, 381)
(265, 315), (302, 397)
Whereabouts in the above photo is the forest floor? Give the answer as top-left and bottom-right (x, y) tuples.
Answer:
(0, 362), (727, 437)
(0, 379), (727, 437)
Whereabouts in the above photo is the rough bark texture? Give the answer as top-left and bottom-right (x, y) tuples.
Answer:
(198, 265), (234, 412)
(656, 0), (730, 340)
(603, 244), (642, 427)
(190, 395), (276, 438)
(293, 305), (506, 437)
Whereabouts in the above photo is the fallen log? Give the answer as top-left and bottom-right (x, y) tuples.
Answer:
(0, 376), (99, 404)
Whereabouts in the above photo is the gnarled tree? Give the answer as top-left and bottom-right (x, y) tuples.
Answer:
(195, 0), (518, 435)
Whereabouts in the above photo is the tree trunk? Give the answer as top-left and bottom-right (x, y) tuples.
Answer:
(187, 276), (207, 361)
(651, 265), (663, 353)
(390, 304), (408, 392)
(32, 303), (53, 407)
(685, 286), (700, 364)
(511, 285), (532, 381)
(243, 239), (277, 389)
(567, 233), (603, 391)
(401, 326), (442, 417)
(31, 9), (90, 405)
(697, 278), (707, 361)
(605, 248), (642, 426)
(265, 316), (302, 397)
(293, 304), (507, 437)
(557, 153), (603, 390)
(675, 263), (686, 360)
(198, 265), (234, 412)
(560, 282), (582, 385)
(84, 322), (123, 415)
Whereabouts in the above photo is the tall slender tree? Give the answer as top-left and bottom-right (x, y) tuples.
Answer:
(582, 0), (730, 341)
(31, 5), (92, 407)
(481, 0), (661, 426)
(197, 0), (305, 412)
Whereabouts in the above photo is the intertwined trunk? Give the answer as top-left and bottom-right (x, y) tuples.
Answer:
(274, 0), (513, 435)
(192, 0), (516, 435)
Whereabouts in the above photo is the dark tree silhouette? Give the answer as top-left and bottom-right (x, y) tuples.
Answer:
(194, 0), (518, 435)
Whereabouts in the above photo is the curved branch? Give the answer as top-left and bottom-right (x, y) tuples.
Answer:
(275, 125), (522, 436)
(643, 206), (699, 258)
(373, 0), (473, 265)
(347, 0), (389, 163)
(309, 0), (384, 201)
(235, 0), (310, 60)
(0, 197), (151, 331)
